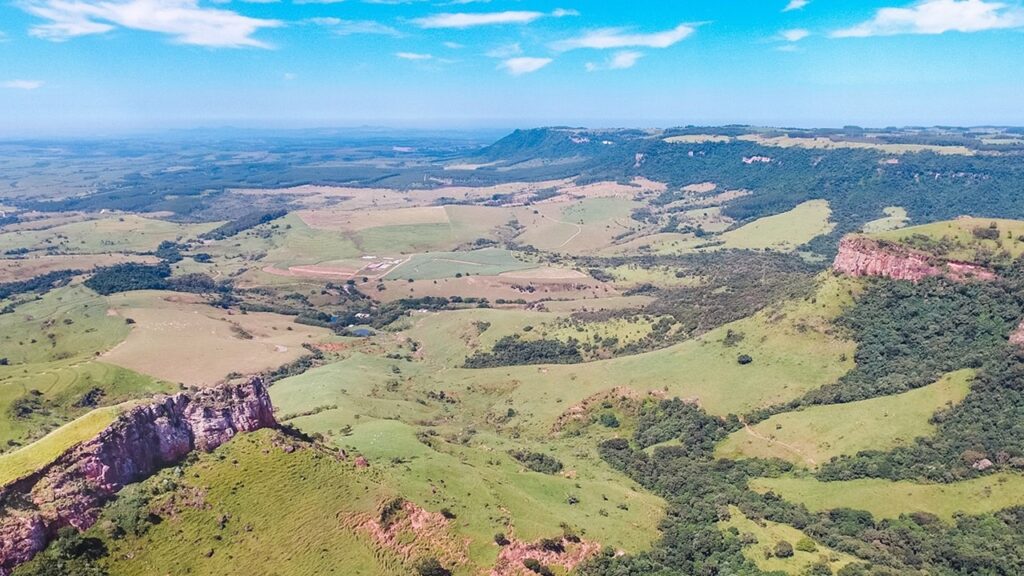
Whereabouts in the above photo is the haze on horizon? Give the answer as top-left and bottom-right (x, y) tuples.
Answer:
(2, 0), (1024, 136)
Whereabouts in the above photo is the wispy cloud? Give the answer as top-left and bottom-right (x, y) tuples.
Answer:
(832, 0), (1024, 37)
(551, 8), (580, 18)
(308, 18), (401, 36)
(413, 8), (575, 29)
(414, 11), (543, 28)
(20, 0), (281, 47)
(783, 0), (809, 11)
(780, 28), (810, 42)
(552, 23), (696, 50)
(443, 41), (464, 49)
(586, 50), (643, 71)
(2, 79), (44, 90)
(499, 56), (552, 75)
(396, 51), (432, 60)
(485, 42), (521, 58)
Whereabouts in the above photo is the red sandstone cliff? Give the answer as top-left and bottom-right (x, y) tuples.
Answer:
(0, 377), (276, 575)
(833, 236), (996, 282)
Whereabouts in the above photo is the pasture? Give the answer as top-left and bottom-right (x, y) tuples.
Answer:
(716, 369), (974, 467)
(719, 506), (856, 574)
(0, 215), (218, 255)
(874, 216), (1024, 260)
(718, 200), (835, 251)
(750, 474), (1024, 521)
(384, 248), (536, 281)
(0, 403), (125, 485)
(102, 291), (333, 386)
(861, 206), (909, 233)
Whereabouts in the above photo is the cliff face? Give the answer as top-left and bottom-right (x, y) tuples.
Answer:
(833, 236), (996, 282)
(0, 377), (276, 575)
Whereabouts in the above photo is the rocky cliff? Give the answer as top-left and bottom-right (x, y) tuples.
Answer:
(833, 236), (996, 282)
(0, 377), (276, 575)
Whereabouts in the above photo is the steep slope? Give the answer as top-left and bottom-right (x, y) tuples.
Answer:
(0, 378), (276, 575)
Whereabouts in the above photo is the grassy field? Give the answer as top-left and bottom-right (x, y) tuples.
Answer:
(102, 291), (334, 386)
(718, 506), (856, 574)
(861, 206), (909, 233)
(0, 285), (130, 365)
(874, 216), (1024, 260)
(512, 198), (641, 255)
(0, 285), (170, 448)
(0, 253), (160, 283)
(406, 274), (856, 431)
(0, 403), (125, 485)
(384, 248), (537, 281)
(718, 200), (835, 251)
(271, 359), (665, 567)
(94, 430), (405, 576)
(750, 474), (1024, 521)
(0, 360), (168, 449)
(0, 215), (218, 255)
(716, 369), (974, 467)
(296, 204), (515, 256)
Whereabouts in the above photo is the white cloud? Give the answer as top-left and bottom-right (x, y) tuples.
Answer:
(586, 50), (643, 71)
(413, 11), (544, 28)
(293, 0), (346, 3)
(499, 56), (551, 75)
(780, 28), (810, 41)
(832, 0), (1024, 37)
(609, 50), (643, 68)
(2, 79), (44, 90)
(396, 51), (432, 60)
(551, 8), (579, 17)
(485, 41), (521, 58)
(552, 23), (695, 50)
(783, 0), (809, 11)
(443, 41), (464, 48)
(21, 0), (281, 47)
(308, 18), (401, 36)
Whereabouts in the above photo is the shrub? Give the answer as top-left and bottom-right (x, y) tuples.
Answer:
(795, 537), (817, 553)
(508, 450), (563, 474)
(415, 557), (451, 576)
(773, 540), (794, 558)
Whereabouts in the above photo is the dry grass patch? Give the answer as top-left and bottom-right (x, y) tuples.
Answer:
(102, 291), (333, 386)
(0, 254), (159, 282)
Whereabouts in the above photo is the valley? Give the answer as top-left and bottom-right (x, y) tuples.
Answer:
(3, 126), (1024, 576)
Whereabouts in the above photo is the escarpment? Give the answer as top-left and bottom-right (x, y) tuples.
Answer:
(0, 377), (276, 575)
(833, 235), (996, 282)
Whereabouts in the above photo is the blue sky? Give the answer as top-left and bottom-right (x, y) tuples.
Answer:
(1, 0), (1023, 135)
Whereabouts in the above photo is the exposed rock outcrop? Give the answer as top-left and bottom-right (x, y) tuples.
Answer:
(491, 536), (601, 576)
(833, 236), (996, 282)
(0, 377), (276, 575)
